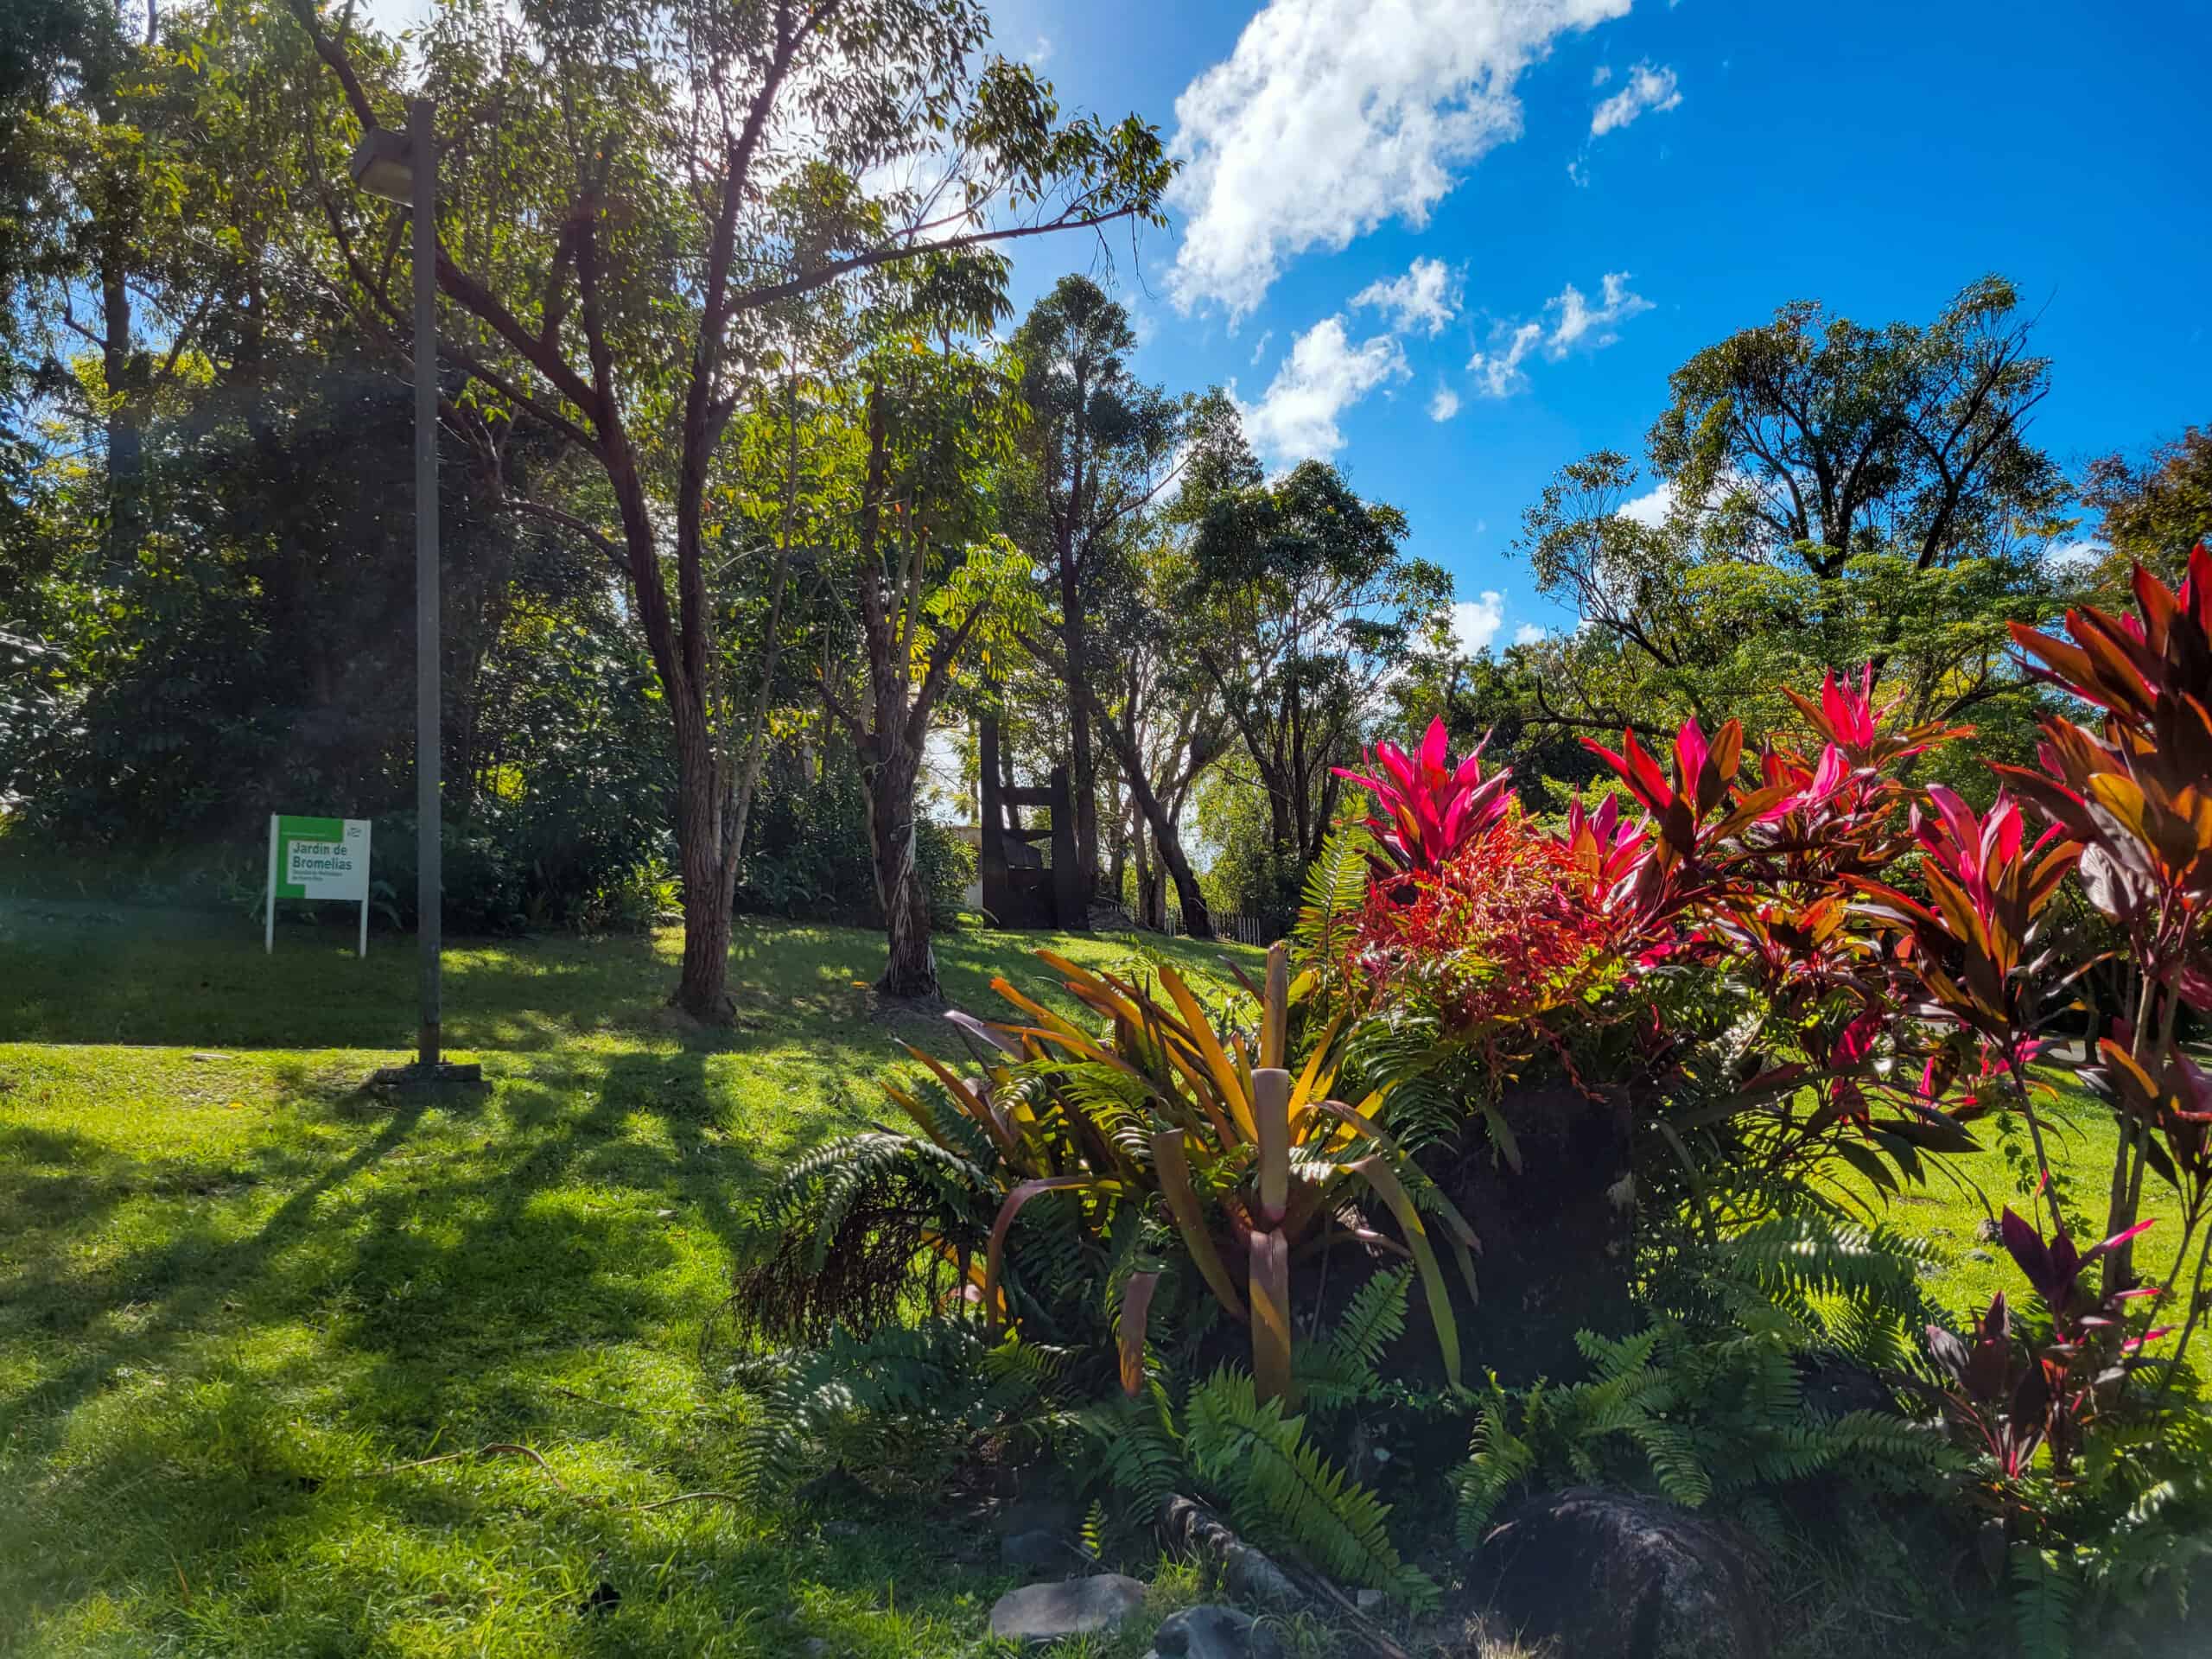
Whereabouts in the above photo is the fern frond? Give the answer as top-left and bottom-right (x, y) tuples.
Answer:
(733, 1132), (995, 1343)
(2010, 1544), (2081, 1659)
(1187, 1369), (1439, 1611)
(1454, 1391), (1535, 1546)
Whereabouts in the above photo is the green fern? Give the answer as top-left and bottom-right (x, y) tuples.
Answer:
(2010, 1544), (2081, 1659)
(733, 1324), (1053, 1505)
(1077, 1383), (1185, 1521)
(1454, 1387), (1537, 1544)
(733, 1132), (998, 1343)
(1294, 1268), (1413, 1410)
(1186, 1368), (1440, 1611)
(1292, 826), (1375, 972)
(1453, 1317), (1950, 1544)
(1726, 1213), (1931, 1303)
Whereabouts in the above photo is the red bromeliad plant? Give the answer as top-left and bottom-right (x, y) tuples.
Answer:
(1334, 716), (1516, 880)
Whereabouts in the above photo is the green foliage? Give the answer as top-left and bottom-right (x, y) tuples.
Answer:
(1289, 826), (1373, 985)
(2009, 1545), (2082, 1659)
(739, 746), (972, 928)
(1294, 1268), (1411, 1409)
(734, 1128), (1000, 1346)
(734, 1322), (1060, 1505)
(1509, 279), (2085, 777)
(2078, 426), (2212, 588)
(1185, 1368), (1438, 1611)
(1452, 1316), (1951, 1548)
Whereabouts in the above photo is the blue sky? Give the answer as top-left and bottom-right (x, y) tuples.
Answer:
(362, 0), (2211, 651)
(972, 0), (2210, 650)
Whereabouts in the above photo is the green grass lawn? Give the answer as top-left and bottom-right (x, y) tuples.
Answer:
(1821, 1074), (2197, 1333)
(0, 903), (1261, 1657)
(0, 899), (2191, 1656)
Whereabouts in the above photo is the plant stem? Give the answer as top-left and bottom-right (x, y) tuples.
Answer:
(2003, 1056), (2069, 1240)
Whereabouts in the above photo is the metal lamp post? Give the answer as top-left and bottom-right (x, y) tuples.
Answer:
(350, 100), (480, 1088)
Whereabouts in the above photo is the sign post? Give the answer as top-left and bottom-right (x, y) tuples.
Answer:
(267, 814), (372, 957)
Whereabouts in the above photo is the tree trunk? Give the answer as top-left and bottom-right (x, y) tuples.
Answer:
(868, 742), (938, 999)
(1061, 548), (1099, 899)
(99, 248), (145, 575)
(1106, 792), (1128, 909)
(672, 696), (734, 1020)
(1103, 715), (1211, 938)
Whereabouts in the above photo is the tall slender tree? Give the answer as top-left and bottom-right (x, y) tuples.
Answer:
(1190, 451), (1448, 884)
(1005, 273), (1182, 899)
(284, 0), (1171, 1019)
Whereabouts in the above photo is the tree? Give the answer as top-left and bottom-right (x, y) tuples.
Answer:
(284, 0), (1171, 1019)
(1513, 279), (2081, 782)
(1025, 522), (1226, 936)
(1005, 273), (1184, 899)
(1648, 275), (2067, 576)
(1189, 448), (1448, 888)
(2082, 426), (2212, 587)
(817, 310), (1035, 998)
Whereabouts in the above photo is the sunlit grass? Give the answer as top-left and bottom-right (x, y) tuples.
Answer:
(0, 908), (1260, 1657)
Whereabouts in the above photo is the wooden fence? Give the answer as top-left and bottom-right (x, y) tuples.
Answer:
(1094, 901), (1277, 947)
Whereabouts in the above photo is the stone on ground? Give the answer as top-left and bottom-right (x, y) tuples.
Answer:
(988, 1574), (1147, 1644)
(1144, 1603), (1285, 1659)
(1471, 1487), (1772, 1659)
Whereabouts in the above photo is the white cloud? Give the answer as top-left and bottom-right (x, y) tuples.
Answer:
(1353, 257), (1464, 337)
(1590, 60), (1681, 136)
(1469, 320), (1546, 397)
(1237, 315), (1409, 467)
(1250, 329), (1274, 366)
(1618, 478), (1675, 525)
(1166, 0), (1633, 318)
(1026, 35), (1053, 66)
(1429, 385), (1462, 422)
(1513, 622), (1546, 645)
(1467, 271), (1651, 397)
(1591, 63), (1612, 86)
(1452, 591), (1507, 655)
(2048, 538), (2104, 569)
(1566, 157), (1591, 187)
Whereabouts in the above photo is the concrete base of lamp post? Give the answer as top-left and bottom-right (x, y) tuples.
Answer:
(366, 1059), (486, 1090)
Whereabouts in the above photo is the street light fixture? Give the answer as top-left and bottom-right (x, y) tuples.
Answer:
(352, 99), (480, 1090)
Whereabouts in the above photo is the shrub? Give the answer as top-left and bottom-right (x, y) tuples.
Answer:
(738, 747), (970, 928)
(734, 943), (1476, 1400)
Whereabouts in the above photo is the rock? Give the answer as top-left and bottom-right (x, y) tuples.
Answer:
(1147, 1604), (1285, 1659)
(999, 1529), (1078, 1573)
(1471, 1487), (1773, 1659)
(1430, 1083), (1637, 1384)
(1967, 1249), (1995, 1263)
(1975, 1217), (2003, 1243)
(997, 1489), (1081, 1538)
(988, 1575), (1147, 1645)
(1795, 1351), (1901, 1420)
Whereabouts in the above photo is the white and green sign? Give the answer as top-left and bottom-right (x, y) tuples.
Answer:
(266, 814), (372, 956)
